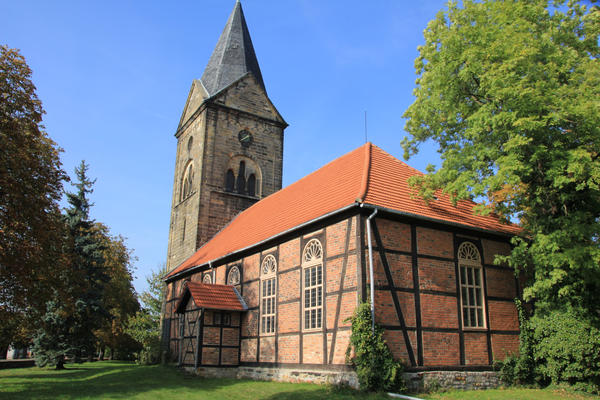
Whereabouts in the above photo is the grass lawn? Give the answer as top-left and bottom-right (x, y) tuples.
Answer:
(0, 361), (386, 400)
(423, 387), (599, 400)
(0, 361), (598, 400)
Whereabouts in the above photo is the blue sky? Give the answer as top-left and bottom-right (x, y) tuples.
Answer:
(2, 0), (447, 294)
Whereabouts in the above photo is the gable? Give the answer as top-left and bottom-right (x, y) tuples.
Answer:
(209, 73), (285, 125)
(178, 80), (209, 131)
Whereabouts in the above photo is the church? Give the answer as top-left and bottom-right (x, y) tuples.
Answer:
(162, 1), (521, 388)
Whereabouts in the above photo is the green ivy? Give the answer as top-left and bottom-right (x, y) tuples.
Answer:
(345, 302), (405, 392)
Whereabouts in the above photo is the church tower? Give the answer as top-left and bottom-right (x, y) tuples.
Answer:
(166, 1), (287, 272)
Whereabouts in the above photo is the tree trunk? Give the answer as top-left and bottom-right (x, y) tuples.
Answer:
(55, 355), (65, 370)
(98, 348), (104, 361)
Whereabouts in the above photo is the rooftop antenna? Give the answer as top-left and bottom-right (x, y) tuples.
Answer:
(364, 111), (368, 143)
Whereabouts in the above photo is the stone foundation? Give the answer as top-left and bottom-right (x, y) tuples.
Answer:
(186, 365), (500, 392)
(403, 370), (500, 392)
(189, 365), (359, 388)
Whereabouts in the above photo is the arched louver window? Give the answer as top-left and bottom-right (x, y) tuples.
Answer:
(247, 174), (256, 197)
(181, 163), (193, 201)
(225, 169), (235, 192)
(236, 161), (246, 194)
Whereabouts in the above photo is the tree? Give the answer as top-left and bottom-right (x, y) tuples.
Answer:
(126, 264), (166, 364)
(63, 161), (109, 360)
(33, 162), (109, 368)
(93, 223), (140, 360)
(402, 0), (600, 318)
(0, 45), (67, 345)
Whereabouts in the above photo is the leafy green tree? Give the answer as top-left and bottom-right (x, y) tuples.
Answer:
(126, 264), (166, 364)
(0, 45), (67, 346)
(93, 223), (140, 360)
(402, 0), (600, 318)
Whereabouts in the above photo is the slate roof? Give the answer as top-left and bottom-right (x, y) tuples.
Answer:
(166, 143), (520, 280)
(176, 281), (248, 312)
(200, 1), (265, 96)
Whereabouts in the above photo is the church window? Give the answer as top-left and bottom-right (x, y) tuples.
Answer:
(227, 265), (241, 286)
(225, 169), (235, 192)
(247, 174), (256, 197)
(202, 274), (212, 284)
(302, 239), (323, 331)
(181, 163), (194, 201)
(187, 136), (193, 156)
(458, 242), (485, 328)
(236, 161), (246, 194)
(260, 255), (277, 334)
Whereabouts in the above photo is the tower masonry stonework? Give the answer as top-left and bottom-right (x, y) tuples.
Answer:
(166, 2), (287, 272)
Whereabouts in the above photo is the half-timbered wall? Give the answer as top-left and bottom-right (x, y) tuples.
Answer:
(164, 214), (360, 369)
(367, 216), (520, 368)
(164, 211), (520, 371)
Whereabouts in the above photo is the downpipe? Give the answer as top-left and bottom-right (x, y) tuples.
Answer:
(362, 204), (378, 333)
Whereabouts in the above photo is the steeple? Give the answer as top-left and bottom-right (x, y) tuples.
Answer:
(200, 1), (265, 96)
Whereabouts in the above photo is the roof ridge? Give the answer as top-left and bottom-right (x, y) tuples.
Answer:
(356, 142), (372, 203)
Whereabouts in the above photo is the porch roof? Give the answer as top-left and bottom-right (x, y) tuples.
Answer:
(176, 281), (248, 313)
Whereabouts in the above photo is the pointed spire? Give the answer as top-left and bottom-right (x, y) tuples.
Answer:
(201, 1), (265, 96)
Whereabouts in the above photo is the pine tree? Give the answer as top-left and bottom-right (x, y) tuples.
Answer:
(63, 161), (109, 361)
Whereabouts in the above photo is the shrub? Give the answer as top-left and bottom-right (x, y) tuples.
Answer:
(530, 310), (600, 393)
(497, 304), (600, 394)
(346, 302), (405, 392)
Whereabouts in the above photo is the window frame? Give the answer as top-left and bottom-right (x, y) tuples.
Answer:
(260, 254), (277, 335)
(302, 239), (324, 332)
(457, 241), (486, 330)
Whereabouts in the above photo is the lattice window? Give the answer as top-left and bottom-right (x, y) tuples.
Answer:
(202, 274), (212, 284)
(260, 255), (277, 334)
(181, 163), (194, 201)
(227, 265), (241, 286)
(458, 242), (485, 328)
(302, 239), (323, 330)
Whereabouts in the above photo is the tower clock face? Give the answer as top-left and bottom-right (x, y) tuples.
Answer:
(238, 130), (253, 148)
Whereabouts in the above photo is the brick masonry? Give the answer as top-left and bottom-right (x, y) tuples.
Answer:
(165, 213), (520, 375)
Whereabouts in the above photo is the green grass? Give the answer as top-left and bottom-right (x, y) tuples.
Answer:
(0, 361), (386, 400)
(1, 361), (598, 400)
(423, 387), (599, 400)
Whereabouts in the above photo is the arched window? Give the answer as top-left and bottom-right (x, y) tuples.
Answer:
(227, 265), (241, 286)
(260, 255), (277, 334)
(187, 136), (193, 156)
(236, 161), (246, 194)
(458, 242), (485, 328)
(181, 163), (194, 201)
(302, 239), (323, 331)
(202, 274), (212, 284)
(247, 174), (256, 197)
(225, 169), (235, 192)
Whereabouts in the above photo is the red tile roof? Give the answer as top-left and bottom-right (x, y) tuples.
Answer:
(167, 143), (519, 279)
(177, 281), (247, 312)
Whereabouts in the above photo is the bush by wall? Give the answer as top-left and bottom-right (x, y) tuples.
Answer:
(497, 304), (600, 394)
(346, 302), (405, 392)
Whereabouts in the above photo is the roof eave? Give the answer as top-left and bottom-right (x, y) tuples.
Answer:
(359, 203), (519, 238)
(165, 202), (359, 282)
